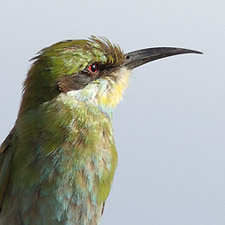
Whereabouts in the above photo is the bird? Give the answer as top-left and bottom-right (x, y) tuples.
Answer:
(0, 36), (201, 225)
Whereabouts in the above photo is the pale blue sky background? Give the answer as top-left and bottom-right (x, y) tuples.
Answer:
(0, 0), (224, 225)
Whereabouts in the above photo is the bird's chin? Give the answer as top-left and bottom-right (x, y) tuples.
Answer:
(59, 66), (131, 110)
(97, 66), (131, 108)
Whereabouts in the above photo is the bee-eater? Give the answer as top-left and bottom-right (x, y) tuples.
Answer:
(0, 36), (201, 225)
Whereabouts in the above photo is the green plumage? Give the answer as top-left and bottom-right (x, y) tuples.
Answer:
(0, 36), (201, 225)
(0, 37), (122, 225)
(1, 96), (117, 225)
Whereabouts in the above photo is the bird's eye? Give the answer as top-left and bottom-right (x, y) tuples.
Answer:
(88, 64), (99, 73)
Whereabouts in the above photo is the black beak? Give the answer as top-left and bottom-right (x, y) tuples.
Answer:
(123, 47), (202, 70)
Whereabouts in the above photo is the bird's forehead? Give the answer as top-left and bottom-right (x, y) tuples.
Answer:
(60, 38), (124, 67)
(60, 43), (108, 70)
(33, 37), (125, 77)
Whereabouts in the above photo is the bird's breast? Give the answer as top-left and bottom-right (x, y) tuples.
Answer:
(1, 96), (118, 225)
(43, 96), (118, 224)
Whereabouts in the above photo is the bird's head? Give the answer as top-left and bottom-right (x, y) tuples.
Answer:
(19, 36), (201, 116)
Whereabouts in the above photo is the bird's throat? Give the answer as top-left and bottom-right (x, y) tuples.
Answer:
(66, 67), (131, 116)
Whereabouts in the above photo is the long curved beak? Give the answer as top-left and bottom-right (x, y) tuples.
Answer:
(123, 47), (202, 70)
